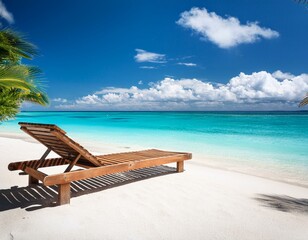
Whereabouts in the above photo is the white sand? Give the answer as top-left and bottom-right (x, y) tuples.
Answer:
(0, 135), (308, 240)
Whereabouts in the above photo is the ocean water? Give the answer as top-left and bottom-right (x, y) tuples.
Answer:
(1, 111), (308, 186)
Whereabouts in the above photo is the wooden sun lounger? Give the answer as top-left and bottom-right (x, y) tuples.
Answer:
(8, 122), (192, 205)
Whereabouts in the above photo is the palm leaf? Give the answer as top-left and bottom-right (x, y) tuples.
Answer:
(0, 29), (38, 62)
(299, 94), (308, 107)
(21, 91), (49, 106)
(0, 64), (46, 88)
(0, 66), (34, 91)
(0, 65), (49, 105)
(0, 88), (21, 121)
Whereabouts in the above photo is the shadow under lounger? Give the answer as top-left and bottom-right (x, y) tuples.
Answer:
(8, 122), (192, 205)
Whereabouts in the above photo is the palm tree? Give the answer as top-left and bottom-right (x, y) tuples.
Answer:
(0, 29), (48, 121)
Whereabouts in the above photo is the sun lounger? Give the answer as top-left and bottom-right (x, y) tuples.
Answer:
(8, 122), (192, 205)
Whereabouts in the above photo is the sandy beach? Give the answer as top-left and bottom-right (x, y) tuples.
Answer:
(0, 135), (307, 240)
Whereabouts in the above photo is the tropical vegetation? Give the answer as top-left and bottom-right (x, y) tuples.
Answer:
(0, 29), (48, 122)
(299, 94), (308, 107)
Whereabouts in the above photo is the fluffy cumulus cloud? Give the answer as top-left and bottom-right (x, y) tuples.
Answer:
(55, 71), (308, 111)
(134, 49), (166, 63)
(272, 70), (295, 80)
(177, 7), (279, 48)
(0, 0), (14, 24)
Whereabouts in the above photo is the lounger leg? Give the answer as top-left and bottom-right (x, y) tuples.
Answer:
(177, 161), (184, 172)
(58, 183), (71, 205)
(28, 175), (39, 185)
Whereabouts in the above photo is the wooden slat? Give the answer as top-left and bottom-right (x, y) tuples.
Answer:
(32, 137), (60, 144)
(97, 152), (149, 162)
(20, 127), (71, 160)
(51, 149), (69, 155)
(47, 146), (73, 153)
(21, 123), (101, 167)
(51, 130), (101, 166)
(46, 145), (74, 152)
(31, 134), (58, 140)
(19, 122), (66, 134)
(24, 127), (52, 132)
(44, 153), (192, 186)
(8, 158), (69, 171)
(20, 126), (51, 147)
(41, 144), (77, 153)
(27, 130), (55, 137)
(96, 150), (179, 164)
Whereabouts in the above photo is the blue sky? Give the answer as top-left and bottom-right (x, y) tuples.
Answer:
(1, 0), (308, 110)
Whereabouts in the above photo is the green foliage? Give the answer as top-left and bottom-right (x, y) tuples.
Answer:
(299, 94), (308, 107)
(0, 88), (21, 121)
(0, 65), (40, 90)
(0, 29), (38, 63)
(0, 29), (49, 122)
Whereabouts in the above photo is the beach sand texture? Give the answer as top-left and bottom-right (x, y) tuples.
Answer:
(0, 136), (308, 240)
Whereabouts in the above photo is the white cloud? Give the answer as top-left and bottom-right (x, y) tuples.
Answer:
(177, 62), (197, 67)
(139, 66), (156, 69)
(0, 0), (14, 24)
(56, 71), (308, 111)
(52, 98), (67, 103)
(138, 80), (143, 85)
(272, 70), (295, 80)
(177, 7), (279, 48)
(134, 49), (166, 63)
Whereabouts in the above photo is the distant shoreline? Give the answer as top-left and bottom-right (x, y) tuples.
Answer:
(19, 110), (308, 113)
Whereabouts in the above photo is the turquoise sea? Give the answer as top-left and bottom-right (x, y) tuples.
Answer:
(1, 111), (308, 186)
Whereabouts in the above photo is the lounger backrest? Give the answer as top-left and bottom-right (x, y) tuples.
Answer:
(19, 122), (101, 167)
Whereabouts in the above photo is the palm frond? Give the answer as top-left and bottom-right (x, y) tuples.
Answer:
(0, 65), (49, 106)
(0, 29), (38, 62)
(0, 65), (45, 91)
(299, 94), (308, 107)
(0, 66), (34, 91)
(21, 91), (49, 106)
(0, 88), (21, 121)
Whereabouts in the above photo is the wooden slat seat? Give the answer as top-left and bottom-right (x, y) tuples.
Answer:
(8, 122), (192, 205)
(96, 149), (180, 165)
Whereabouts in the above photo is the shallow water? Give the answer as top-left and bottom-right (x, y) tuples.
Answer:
(1, 111), (308, 186)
